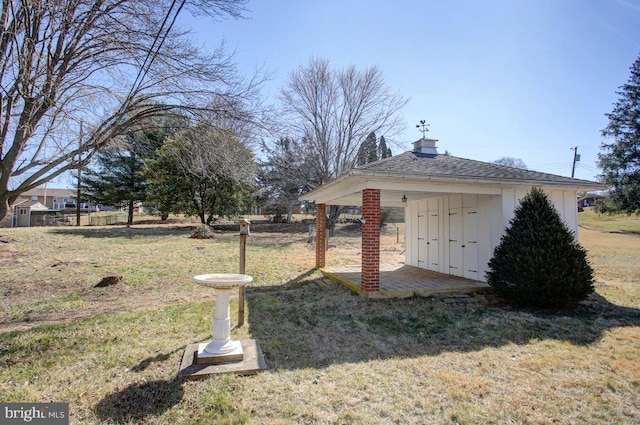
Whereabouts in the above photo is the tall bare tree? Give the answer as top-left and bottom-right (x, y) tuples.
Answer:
(0, 0), (262, 223)
(257, 136), (320, 223)
(493, 157), (528, 169)
(279, 57), (408, 185)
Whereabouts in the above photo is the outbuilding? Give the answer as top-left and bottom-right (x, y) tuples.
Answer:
(300, 138), (606, 296)
(13, 200), (49, 227)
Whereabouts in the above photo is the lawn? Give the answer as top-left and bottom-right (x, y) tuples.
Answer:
(0, 211), (639, 424)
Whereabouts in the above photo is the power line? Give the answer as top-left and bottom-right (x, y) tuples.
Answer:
(121, 0), (187, 113)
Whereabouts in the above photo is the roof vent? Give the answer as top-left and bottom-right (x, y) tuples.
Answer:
(413, 137), (438, 155)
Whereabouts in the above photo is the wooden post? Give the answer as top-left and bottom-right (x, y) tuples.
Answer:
(238, 219), (250, 327)
(238, 234), (246, 326)
(76, 121), (83, 226)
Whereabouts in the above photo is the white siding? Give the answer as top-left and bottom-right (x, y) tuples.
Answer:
(406, 193), (499, 282)
(405, 202), (419, 267)
(549, 189), (579, 239)
(404, 188), (579, 282)
(480, 194), (500, 280)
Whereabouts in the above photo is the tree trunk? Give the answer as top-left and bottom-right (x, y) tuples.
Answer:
(194, 196), (206, 224)
(328, 205), (344, 224)
(0, 192), (19, 226)
(287, 201), (296, 224)
(127, 200), (134, 226)
(327, 205), (344, 237)
(0, 196), (9, 226)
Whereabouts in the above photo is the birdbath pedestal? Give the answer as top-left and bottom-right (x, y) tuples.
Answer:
(193, 273), (253, 364)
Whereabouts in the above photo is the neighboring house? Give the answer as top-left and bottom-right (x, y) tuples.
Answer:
(0, 199), (28, 228)
(578, 191), (607, 208)
(18, 187), (85, 210)
(300, 137), (606, 295)
(12, 200), (49, 227)
(0, 187), (98, 228)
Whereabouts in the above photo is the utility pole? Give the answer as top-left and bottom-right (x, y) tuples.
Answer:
(76, 121), (83, 226)
(570, 146), (580, 178)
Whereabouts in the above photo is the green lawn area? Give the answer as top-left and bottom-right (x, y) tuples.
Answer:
(0, 215), (638, 424)
(578, 206), (640, 233)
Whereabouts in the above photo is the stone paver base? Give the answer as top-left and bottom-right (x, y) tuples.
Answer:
(178, 339), (266, 380)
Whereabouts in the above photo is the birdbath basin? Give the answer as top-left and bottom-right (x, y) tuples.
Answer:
(194, 273), (253, 289)
(193, 273), (253, 364)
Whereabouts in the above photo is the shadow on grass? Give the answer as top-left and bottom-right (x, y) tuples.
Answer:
(608, 230), (640, 237)
(94, 378), (183, 424)
(48, 225), (193, 239)
(247, 270), (640, 370)
(578, 224), (640, 237)
(129, 345), (186, 372)
(47, 222), (312, 240)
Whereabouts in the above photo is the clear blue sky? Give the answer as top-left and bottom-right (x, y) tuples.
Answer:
(181, 0), (640, 182)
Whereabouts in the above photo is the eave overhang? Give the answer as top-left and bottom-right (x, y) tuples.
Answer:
(299, 170), (607, 207)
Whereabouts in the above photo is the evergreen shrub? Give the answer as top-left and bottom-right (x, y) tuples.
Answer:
(486, 187), (594, 307)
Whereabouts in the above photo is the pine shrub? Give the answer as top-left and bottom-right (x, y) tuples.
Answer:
(486, 187), (594, 307)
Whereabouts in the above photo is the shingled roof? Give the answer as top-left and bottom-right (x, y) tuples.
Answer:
(300, 138), (606, 206)
(350, 151), (601, 188)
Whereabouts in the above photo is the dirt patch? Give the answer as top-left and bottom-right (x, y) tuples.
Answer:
(0, 235), (16, 244)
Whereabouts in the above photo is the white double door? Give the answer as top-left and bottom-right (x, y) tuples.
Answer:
(448, 207), (479, 280)
(417, 209), (439, 272)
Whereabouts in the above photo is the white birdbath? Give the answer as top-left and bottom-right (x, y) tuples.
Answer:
(193, 273), (253, 364)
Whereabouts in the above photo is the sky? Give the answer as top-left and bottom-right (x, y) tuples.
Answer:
(179, 0), (640, 182)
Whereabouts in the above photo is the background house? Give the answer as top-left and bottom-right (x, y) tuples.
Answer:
(0, 187), (96, 228)
(18, 187), (81, 210)
(578, 191), (608, 209)
(11, 200), (49, 227)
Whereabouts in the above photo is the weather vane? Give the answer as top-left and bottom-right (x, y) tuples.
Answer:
(416, 120), (430, 138)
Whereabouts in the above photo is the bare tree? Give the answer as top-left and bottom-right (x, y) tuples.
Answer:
(257, 136), (321, 223)
(493, 157), (528, 169)
(0, 0), (262, 223)
(279, 57), (408, 185)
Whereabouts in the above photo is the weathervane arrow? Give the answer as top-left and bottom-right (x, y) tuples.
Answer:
(416, 120), (430, 138)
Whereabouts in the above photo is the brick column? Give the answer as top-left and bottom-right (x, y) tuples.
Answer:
(316, 203), (326, 268)
(361, 189), (380, 292)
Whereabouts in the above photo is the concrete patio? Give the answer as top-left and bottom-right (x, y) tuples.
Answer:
(321, 264), (490, 298)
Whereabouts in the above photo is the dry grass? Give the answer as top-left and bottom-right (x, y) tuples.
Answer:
(0, 215), (639, 424)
